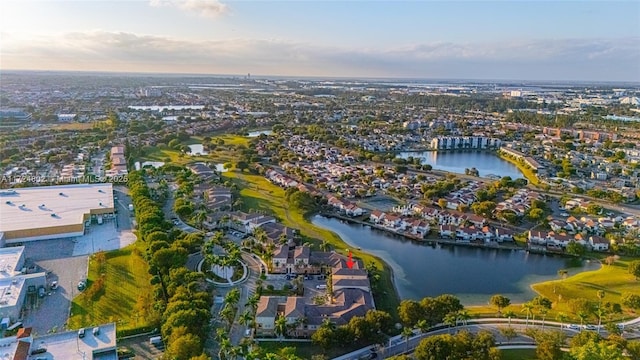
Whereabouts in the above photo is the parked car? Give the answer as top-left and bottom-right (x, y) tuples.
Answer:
(30, 348), (47, 355)
(50, 281), (58, 290)
(78, 328), (85, 338)
(38, 286), (45, 298)
(93, 327), (100, 336)
(77, 281), (86, 291)
(568, 324), (581, 330)
(304, 275), (313, 280)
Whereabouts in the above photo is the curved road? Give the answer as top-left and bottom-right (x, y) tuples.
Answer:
(333, 317), (640, 360)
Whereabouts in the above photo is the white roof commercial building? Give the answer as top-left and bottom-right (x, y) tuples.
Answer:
(0, 183), (115, 244)
(0, 246), (46, 321)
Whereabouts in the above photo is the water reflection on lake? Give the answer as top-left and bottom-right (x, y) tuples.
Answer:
(312, 215), (600, 305)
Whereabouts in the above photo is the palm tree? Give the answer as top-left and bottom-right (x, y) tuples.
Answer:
(443, 312), (458, 334)
(457, 310), (471, 326)
(194, 210), (207, 230)
(539, 308), (549, 330)
(225, 288), (241, 307)
(415, 319), (429, 334)
(578, 311), (589, 327)
(402, 327), (414, 352)
(521, 302), (534, 327)
(321, 317), (336, 330)
(218, 336), (233, 360)
(239, 309), (253, 327)
(246, 293), (260, 312)
(503, 310), (516, 326)
(275, 316), (288, 340)
(557, 312), (569, 329)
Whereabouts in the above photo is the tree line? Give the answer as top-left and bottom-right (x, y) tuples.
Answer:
(129, 171), (212, 359)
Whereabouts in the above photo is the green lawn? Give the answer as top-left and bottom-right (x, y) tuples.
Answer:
(531, 258), (640, 322)
(467, 258), (640, 323)
(500, 348), (537, 360)
(223, 171), (401, 319)
(498, 153), (540, 186)
(67, 241), (155, 334)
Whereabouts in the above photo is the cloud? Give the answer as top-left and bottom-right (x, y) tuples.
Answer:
(149, 0), (228, 18)
(2, 31), (639, 81)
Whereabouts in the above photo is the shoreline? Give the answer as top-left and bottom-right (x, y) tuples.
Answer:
(313, 213), (604, 308)
(497, 151), (540, 185)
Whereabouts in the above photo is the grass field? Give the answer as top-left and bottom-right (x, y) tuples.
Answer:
(67, 241), (154, 334)
(498, 153), (540, 186)
(468, 258), (640, 323)
(531, 258), (640, 322)
(142, 135), (251, 166)
(222, 171), (401, 319)
(500, 348), (537, 360)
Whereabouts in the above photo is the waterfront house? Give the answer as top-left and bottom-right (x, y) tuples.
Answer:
(370, 210), (386, 223)
(440, 225), (456, 238)
(589, 235), (609, 251)
(495, 227), (515, 242)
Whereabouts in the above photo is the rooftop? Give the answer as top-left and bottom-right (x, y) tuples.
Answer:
(34, 323), (117, 360)
(0, 183), (114, 234)
(0, 246), (25, 279)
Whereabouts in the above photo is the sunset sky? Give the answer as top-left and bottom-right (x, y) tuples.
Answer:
(1, 0), (639, 81)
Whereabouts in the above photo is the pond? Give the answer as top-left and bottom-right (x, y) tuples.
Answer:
(312, 215), (600, 305)
(247, 130), (273, 137)
(188, 144), (208, 155)
(397, 151), (523, 179)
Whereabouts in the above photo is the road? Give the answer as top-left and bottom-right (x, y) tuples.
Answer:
(334, 317), (640, 360)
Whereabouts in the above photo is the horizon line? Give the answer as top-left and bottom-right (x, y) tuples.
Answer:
(2, 68), (640, 86)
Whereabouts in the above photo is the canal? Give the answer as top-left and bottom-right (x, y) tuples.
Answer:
(312, 215), (600, 305)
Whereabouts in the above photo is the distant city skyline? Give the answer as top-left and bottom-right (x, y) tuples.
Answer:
(1, 0), (639, 82)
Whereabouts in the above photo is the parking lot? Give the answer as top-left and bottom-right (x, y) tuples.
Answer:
(20, 246), (89, 334)
(118, 333), (165, 360)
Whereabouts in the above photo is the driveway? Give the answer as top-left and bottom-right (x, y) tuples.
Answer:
(119, 333), (165, 360)
(21, 253), (89, 335)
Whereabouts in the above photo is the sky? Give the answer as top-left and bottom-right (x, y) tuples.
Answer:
(1, 0), (639, 82)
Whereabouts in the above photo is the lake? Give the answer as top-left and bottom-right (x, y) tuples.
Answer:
(397, 151), (523, 179)
(312, 215), (600, 305)
(247, 130), (273, 137)
(188, 144), (208, 155)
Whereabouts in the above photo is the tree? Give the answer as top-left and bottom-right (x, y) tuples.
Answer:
(489, 294), (511, 314)
(527, 208), (545, 223)
(456, 310), (470, 326)
(402, 327), (414, 352)
(414, 334), (455, 360)
(437, 198), (448, 209)
(566, 241), (586, 257)
(570, 339), (624, 360)
(577, 311), (589, 326)
(398, 300), (424, 327)
(628, 260), (640, 280)
(443, 312), (458, 334)
(621, 292), (640, 309)
(503, 309), (516, 325)
(521, 302), (534, 326)
(556, 312), (569, 329)
(499, 326), (518, 343)
(415, 319), (429, 334)
(275, 316), (288, 339)
(166, 333), (202, 360)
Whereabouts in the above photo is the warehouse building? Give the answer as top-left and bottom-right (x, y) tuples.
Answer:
(0, 183), (115, 245)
